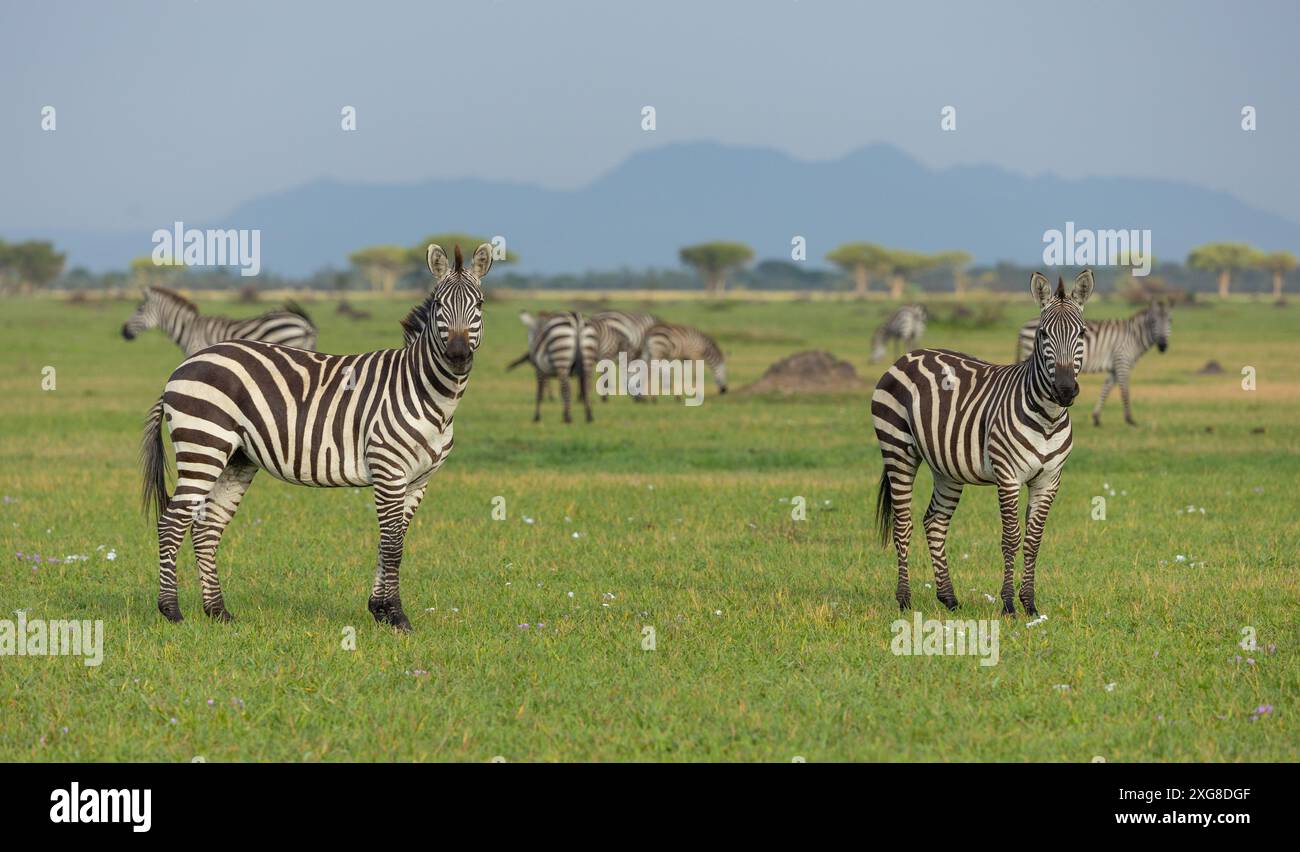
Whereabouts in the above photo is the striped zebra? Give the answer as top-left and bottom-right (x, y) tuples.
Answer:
(139, 243), (492, 631)
(640, 323), (728, 395)
(515, 310), (598, 422)
(590, 310), (658, 355)
(1014, 301), (1171, 426)
(122, 286), (318, 355)
(869, 305), (927, 363)
(872, 271), (1094, 616)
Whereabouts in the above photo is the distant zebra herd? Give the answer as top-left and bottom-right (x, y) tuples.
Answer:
(507, 308), (728, 421)
(125, 257), (1169, 628)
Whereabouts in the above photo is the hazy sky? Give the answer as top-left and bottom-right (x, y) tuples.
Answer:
(4, 0), (1298, 232)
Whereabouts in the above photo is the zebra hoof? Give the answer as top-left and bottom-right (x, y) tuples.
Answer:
(938, 596), (960, 612)
(204, 607), (234, 623)
(1020, 601), (1038, 617)
(368, 598), (413, 632)
(896, 596), (912, 611)
(1125, 419), (1138, 427)
(1000, 604), (1017, 618)
(157, 600), (184, 623)
(1091, 414), (1101, 427)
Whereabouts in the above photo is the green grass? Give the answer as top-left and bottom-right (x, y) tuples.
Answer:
(0, 293), (1296, 761)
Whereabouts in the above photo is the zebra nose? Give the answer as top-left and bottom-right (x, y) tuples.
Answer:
(121, 324), (135, 340)
(445, 333), (472, 367)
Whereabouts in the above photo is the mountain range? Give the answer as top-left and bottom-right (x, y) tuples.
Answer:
(23, 141), (1300, 276)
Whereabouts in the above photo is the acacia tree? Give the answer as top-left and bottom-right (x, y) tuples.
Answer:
(130, 255), (185, 289)
(1187, 242), (1260, 298)
(0, 240), (66, 294)
(933, 250), (973, 297)
(348, 245), (415, 295)
(679, 241), (754, 294)
(883, 248), (935, 301)
(826, 242), (889, 297)
(1256, 251), (1296, 302)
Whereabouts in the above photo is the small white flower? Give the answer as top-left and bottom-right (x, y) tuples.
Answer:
(1104, 682), (1117, 692)
(523, 516), (535, 525)
(713, 609), (722, 616)
(1175, 554), (1187, 562)
(105, 549), (117, 561)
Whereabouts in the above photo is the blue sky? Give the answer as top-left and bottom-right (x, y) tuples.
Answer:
(4, 0), (1298, 232)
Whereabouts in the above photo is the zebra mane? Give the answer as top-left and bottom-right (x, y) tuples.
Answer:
(399, 293), (438, 347)
(147, 286), (198, 314)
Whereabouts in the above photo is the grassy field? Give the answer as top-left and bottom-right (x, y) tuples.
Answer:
(1, 291), (1296, 762)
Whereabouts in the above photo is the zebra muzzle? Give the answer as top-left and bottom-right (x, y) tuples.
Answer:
(121, 324), (136, 340)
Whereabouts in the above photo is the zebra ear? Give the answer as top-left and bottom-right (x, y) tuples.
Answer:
(1029, 272), (1052, 308)
(471, 243), (494, 281)
(427, 245), (450, 280)
(1070, 269), (1095, 308)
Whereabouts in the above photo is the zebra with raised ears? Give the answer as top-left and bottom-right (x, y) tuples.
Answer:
(122, 286), (318, 355)
(640, 323), (728, 395)
(872, 270), (1094, 616)
(516, 310), (598, 423)
(869, 305), (927, 363)
(1015, 301), (1171, 426)
(139, 243), (492, 631)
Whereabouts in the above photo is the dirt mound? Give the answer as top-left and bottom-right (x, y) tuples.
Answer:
(1196, 360), (1224, 375)
(741, 350), (867, 394)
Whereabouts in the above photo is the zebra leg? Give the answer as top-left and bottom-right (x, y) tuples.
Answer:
(367, 478), (421, 631)
(533, 372), (545, 423)
(559, 374), (573, 423)
(1118, 366), (1136, 425)
(1019, 474), (1060, 616)
(1092, 373), (1115, 427)
(578, 364), (594, 423)
(156, 496), (199, 623)
(189, 456), (257, 622)
(887, 462), (919, 610)
(923, 478), (964, 611)
(995, 481), (1022, 616)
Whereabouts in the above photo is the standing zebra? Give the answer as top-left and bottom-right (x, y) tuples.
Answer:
(515, 310), (598, 423)
(640, 323), (728, 395)
(869, 305), (927, 363)
(1014, 300), (1171, 426)
(872, 271), (1094, 616)
(122, 286), (318, 355)
(139, 243), (492, 631)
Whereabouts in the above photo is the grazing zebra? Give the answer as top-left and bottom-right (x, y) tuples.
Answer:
(639, 323), (728, 396)
(1015, 301), (1172, 426)
(515, 310), (598, 423)
(590, 310), (659, 355)
(121, 286), (318, 355)
(870, 305), (927, 363)
(139, 243), (492, 631)
(872, 271), (1094, 616)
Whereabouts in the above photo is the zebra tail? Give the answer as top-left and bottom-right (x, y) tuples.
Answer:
(506, 352), (531, 371)
(141, 396), (170, 519)
(874, 468), (893, 546)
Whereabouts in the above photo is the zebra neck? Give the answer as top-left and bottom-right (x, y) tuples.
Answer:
(164, 308), (198, 347)
(1022, 356), (1067, 424)
(1131, 314), (1154, 351)
(409, 330), (468, 417)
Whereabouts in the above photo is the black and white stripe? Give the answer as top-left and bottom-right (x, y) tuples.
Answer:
(872, 271), (1094, 616)
(870, 305), (927, 363)
(1015, 301), (1171, 426)
(139, 244), (491, 631)
(122, 286), (318, 355)
(640, 323), (728, 394)
(590, 310), (658, 355)
(517, 310), (598, 422)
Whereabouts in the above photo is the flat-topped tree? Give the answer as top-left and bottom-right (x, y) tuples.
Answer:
(1187, 242), (1260, 298)
(349, 245), (416, 295)
(1256, 251), (1296, 301)
(679, 241), (754, 295)
(932, 250), (973, 297)
(826, 242), (890, 297)
(884, 248), (936, 301)
(1, 240), (66, 294)
(130, 254), (184, 289)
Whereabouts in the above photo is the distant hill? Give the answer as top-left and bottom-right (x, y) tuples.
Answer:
(23, 141), (1300, 276)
